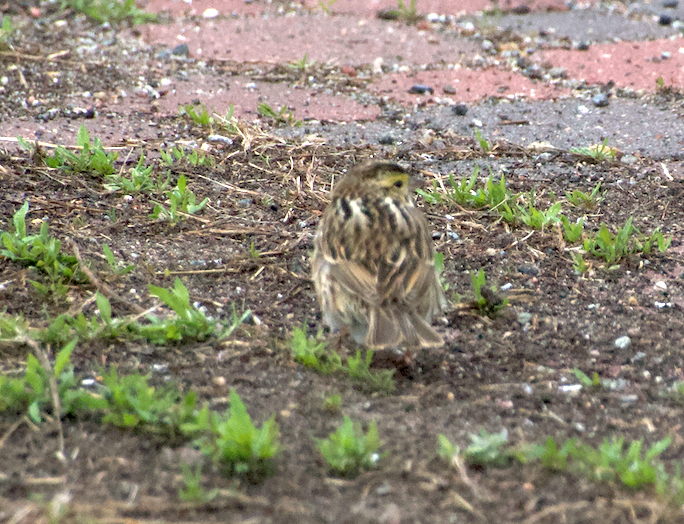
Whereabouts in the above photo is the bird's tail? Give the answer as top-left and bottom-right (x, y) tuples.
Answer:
(366, 308), (444, 349)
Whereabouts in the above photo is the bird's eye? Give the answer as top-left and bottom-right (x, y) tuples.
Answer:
(394, 180), (403, 188)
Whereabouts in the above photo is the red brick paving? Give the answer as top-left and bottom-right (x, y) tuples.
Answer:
(155, 74), (380, 121)
(370, 67), (571, 105)
(139, 16), (478, 66)
(140, 0), (577, 17)
(540, 39), (684, 91)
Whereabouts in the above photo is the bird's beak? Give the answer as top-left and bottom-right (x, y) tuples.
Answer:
(410, 175), (426, 191)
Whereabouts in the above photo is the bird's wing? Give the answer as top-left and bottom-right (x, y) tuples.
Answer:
(328, 259), (379, 306)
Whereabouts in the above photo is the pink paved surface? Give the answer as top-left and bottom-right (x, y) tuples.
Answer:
(540, 39), (684, 91)
(370, 68), (570, 104)
(139, 16), (478, 66)
(140, 0), (575, 17)
(155, 74), (380, 120)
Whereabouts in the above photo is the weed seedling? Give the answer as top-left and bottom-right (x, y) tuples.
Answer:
(0, 16), (14, 48)
(257, 102), (302, 127)
(569, 138), (617, 162)
(583, 218), (637, 266)
(573, 367), (600, 388)
(474, 129), (492, 153)
(185, 390), (280, 479)
(566, 182), (603, 211)
(179, 464), (220, 503)
(470, 269), (508, 316)
(62, 0), (157, 24)
(317, 416), (383, 477)
(518, 200), (562, 231)
(101, 367), (197, 437)
(290, 327), (342, 373)
(346, 350), (395, 395)
(561, 215), (584, 243)
(104, 150), (156, 194)
(181, 103), (212, 127)
(102, 244), (135, 275)
(151, 175), (209, 224)
(318, 0), (338, 14)
(145, 278), (250, 344)
(1, 202), (81, 299)
(323, 394), (342, 414)
(571, 252), (587, 274)
(288, 53), (314, 71)
(44, 124), (118, 176)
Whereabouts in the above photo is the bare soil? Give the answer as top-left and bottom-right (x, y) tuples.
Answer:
(2, 4), (684, 524)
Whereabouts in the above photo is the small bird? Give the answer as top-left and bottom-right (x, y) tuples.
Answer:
(312, 160), (447, 349)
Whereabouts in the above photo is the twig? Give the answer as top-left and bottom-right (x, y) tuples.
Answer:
(25, 337), (63, 453)
(69, 240), (146, 315)
(0, 419), (24, 449)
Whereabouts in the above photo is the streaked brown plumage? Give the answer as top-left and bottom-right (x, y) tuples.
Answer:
(312, 160), (447, 349)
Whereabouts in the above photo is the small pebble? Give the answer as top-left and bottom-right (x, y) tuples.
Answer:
(238, 198), (252, 207)
(576, 41), (590, 51)
(663, 0), (678, 8)
(471, 118), (483, 127)
(621, 154), (638, 165)
(662, 51), (672, 59)
(655, 281), (667, 291)
(452, 103), (468, 116)
(202, 7), (219, 18)
(525, 65), (543, 79)
(577, 105), (590, 115)
(408, 84), (434, 95)
(518, 263), (539, 276)
(443, 85), (456, 94)
(548, 67), (567, 79)
(614, 335), (631, 350)
(378, 135), (395, 145)
(517, 312), (532, 325)
(621, 394), (639, 404)
(172, 43), (189, 56)
(659, 14), (673, 25)
(592, 93), (609, 107)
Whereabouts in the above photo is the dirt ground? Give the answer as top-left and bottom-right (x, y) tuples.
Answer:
(2, 1), (684, 523)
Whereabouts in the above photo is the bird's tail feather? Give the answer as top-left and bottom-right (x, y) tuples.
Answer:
(367, 308), (443, 349)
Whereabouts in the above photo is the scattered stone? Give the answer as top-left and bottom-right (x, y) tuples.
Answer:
(592, 93), (610, 107)
(659, 14), (673, 25)
(207, 134), (234, 145)
(577, 105), (590, 115)
(518, 263), (539, 276)
(511, 5), (531, 14)
(654, 281), (667, 291)
(663, 0), (678, 8)
(471, 118), (483, 127)
(548, 67), (567, 79)
(443, 85), (456, 94)
(452, 103), (468, 116)
(614, 336), (631, 350)
(481, 40), (495, 53)
(576, 41), (590, 51)
(378, 135), (395, 145)
(238, 198), (253, 207)
(517, 312), (532, 325)
(202, 8), (219, 18)
(340, 66), (357, 77)
(621, 154), (638, 165)
(524, 65), (543, 79)
(662, 51), (672, 60)
(621, 394), (639, 404)
(632, 351), (646, 362)
(375, 482), (392, 496)
(408, 84), (434, 95)
(376, 8), (400, 20)
(172, 43), (189, 56)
